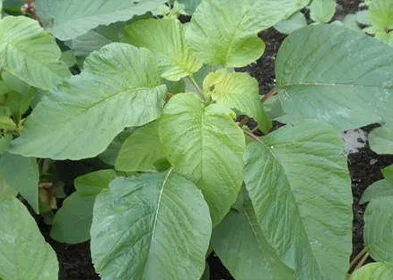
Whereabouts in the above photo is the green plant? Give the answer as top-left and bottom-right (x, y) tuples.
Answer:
(1, 0), (393, 279)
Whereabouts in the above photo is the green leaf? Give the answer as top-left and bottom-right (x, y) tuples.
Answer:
(369, 127), (393, 155)
(159, 93), (245, 225)
(360, 179), (393, 204)
(60, 50), (77, 67)
(0, 152), (39, 213)
(244, 121), (352, 279)
(276, 24), (393, 131)
(185, 0), (309, 67)
(383, 164), (393, 184)
(36, 0), (167, 40)
(124, 18), (202, 81)
(369, 0), (393, 30)
(350, 262), (393, 280)
(0, 135), (11, 155)
(99, 128), (136, 166)
(212, 198), (295, 280)
(50, 193), (95, 244)
(177, 0), (200, 14)
(10, 43), (166, 160)
(50, 169), (117, 244)
(0, 173), (16, 197)
(74, 169), (117, 196)
(0, 197), (58, 280)
(90, 171), (212, 280)
(364, 196), (393, 262)
(0, 16), (70, 90)
(116, 121), (164, 172)
(203, 69), (272, 132)
(275, 12), (308, 35)
(310, 0), (336, 24)
(0, 116), (15, 130)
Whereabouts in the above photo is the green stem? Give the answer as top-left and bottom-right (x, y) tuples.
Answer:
(188, 75), (204, 99)
(349, 247), (368, 272)
(243, 130), (263, 143)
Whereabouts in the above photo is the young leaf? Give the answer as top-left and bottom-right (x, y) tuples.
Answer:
(212, 199), (295, 280)
(276, 24), (393, 131)
(35, 0), (167, 40)
(309, 0), (336, 24)
(185, 0), (309, 67)
(50, 169), (117, 244)
(364, 196), (393, 262)
(159, 93), (245, 225)
(275, 12), (308, 35)
(368, 0), (393, 31)
(90, 171), (212, 280)
(0, 16), (70, 90)
(0, 197), (58, 280)
(0, 152), (39, 213)
(360, 179), (393, 204)
(124, 18), (202, 81)
(203, 69), (272, 132)
(10, 43), (167, 160)
(369, 127), (393, 155)
(244, 121), (352, 279)
(116, 121), (165, 172)
(350, 262), (393, 280)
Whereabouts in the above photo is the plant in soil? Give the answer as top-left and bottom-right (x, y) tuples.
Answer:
(0, 0), (393, 279)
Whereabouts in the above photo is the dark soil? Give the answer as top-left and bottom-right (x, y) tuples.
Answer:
(39, 1), (393, 279)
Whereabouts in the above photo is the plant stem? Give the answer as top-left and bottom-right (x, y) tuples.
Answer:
(348, 247), (368, 272)
(353, 252), (369, 272)
(261, 88), (277, 103)
(243, 130), (263, 143)
(188, 75), (203, 98)
(238, 117), (250, 128)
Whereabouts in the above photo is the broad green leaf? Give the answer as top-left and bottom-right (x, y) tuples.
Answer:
(124, 18), (202, 81)
(360, 179), (393, 204)
(200, 263), (209, 280)
(0, 173), (16, 197)
(177, 0), (200, 14)
(74, 169), (117, 196)
(60, 50), (77, 67)
(276, 24), (393, 131)
(36, 0), (167, 40)
(369, 0), (393, 30)
(369, 127), (393, 155)
(50, 169), (117, 244)
(244, 121), (352, 279)
(350, 262), (393, 280)
(10, 43), (166, 160)
(185, 0), (309, 67)
(50, 193), (95, 244)
(0, 16), (70, 90)
(212, 199), (295, 280)
(0, 152), (39, 213)
(159, 93), (245, 225)
(203, 69), (272, 132)
(383, 164), (393, 184)
(99, 128), (136, 166)
(91, 171), (212, 280)
(364, 196), (393, 262)
(0, 197), (58, 280)
(116, 121), (165, 172)
(310, 0), (336, 24)
(275, 12), (308, 34)
(0, 135), (11, 155)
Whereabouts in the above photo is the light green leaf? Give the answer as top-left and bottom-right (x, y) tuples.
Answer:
(36, 0), (167, 40)
(203, 69), (272, 132)
(0, 135), (11, 155)
(50, 193), (95, 244)
(124, 18), (202, 81)
(50, 169), (117, 244)
(99, 128), (136, 166)
(0, 16), (70, 90)
(360, 179), (393, 204)
(0, 197), (58, 280)
(0, 152), (39, 213)
(244, 121), (352, 279)
(369, 0), (393, 30)
(60, 50), (77, 67)
(276, 24), (393, 131)
(116, 121), (164, 172)
(10, 43), (166, 160)
(74, 169), (117, 196)
(350, 262), (393, 280)
(275, 12), (308, 34)
(212, 198), (295, 280)
(185, 0), (309, 67)
(369, 127), (393, 155)
(383, 164), (393, 184)
(91, 171), (212, 280)
(310, 0), (336, 24)
(177, 0), (200, 14)
(159, 93), (245, 225)
(0, 116), (15, 130)
(364, 196), (393, 262)
(0, 173), (16, 197)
